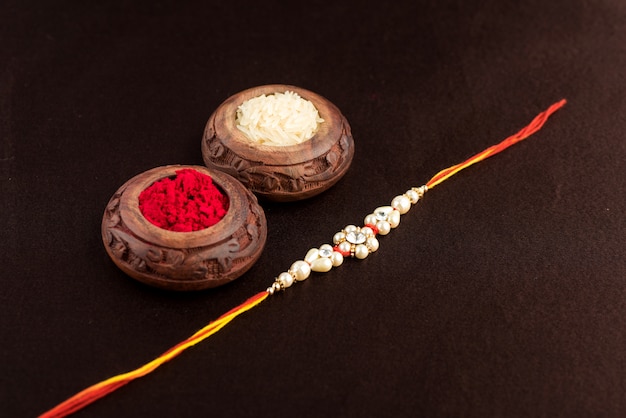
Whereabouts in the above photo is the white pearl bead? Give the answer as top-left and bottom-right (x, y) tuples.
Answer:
(366, 237), (379, 252)
(391, 195), (411, 214)
(364, 214), (377, 226)
(344, 224), (358, 233)
(376, 220), (391, 235)
(406, 189), (419, 204)
(338, 241), (351, 254)
(354, 244), (369, 259)
(388, 210), (401, 228)
(333, 231), (346, 245)
(277, 272), (294, 288)
(290, 260), (311, 281)
(361, 226), (374, 237)
(331, 251), (344, 267)
(311, 257), (333, 272)
(304, 248), (319, 264)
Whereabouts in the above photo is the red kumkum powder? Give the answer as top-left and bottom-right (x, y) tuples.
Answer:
(138, 169), (229, 232)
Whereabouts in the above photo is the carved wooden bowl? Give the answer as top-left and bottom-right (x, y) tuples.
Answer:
(101, 165), (267, 291)
(201, 84), (355, 202)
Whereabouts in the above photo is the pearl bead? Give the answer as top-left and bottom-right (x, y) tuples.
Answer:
(406, 189), (419, 204)
(290, 260), (311, 281)
(391, 195), (411, 214)
(364, 214), (377, 226)
(333, 231), (346, 245)
(338, 241), (351, 254)
(388, 210), (401, 228)
(366, 237), (379, 252)
(311, 257), (333, 272)
(344, 224), (358, 234)
(304, 248), (319, 264)
(331, 251), (344, 267)
(354, 244), (369, 259)
(376, 220), (391, 235)
(277, 272), (294, 288)
(361, 226), (374, 237)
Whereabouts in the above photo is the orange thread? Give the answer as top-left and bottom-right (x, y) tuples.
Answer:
(40, 291), (268, 418)
(426, 99), (566, 189)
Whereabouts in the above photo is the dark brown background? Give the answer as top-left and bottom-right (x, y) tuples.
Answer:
(2, 1), (625, 417)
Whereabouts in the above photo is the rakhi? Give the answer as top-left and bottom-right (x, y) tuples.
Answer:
(40, 99), (566, 417)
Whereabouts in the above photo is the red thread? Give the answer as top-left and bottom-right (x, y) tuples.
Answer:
(138, 169), (229, 232)
(364, 224), (379, 235)
(365, 224), (378, 235)
(333, 245), (351, 257)
(426, 99), (566, 189)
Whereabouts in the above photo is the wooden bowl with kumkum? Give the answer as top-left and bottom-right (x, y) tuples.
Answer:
(101, 165), (267, 291)
(201, 84), (355, 202)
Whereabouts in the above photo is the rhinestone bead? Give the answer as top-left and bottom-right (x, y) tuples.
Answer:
(374, 206), (393, 221)
(346, 230), (367, 244)
(319, 244), (333, 258)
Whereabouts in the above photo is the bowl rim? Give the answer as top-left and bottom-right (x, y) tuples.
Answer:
(210, 84), (343, 165)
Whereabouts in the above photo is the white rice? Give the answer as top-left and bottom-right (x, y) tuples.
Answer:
(235, 91), (324, 146)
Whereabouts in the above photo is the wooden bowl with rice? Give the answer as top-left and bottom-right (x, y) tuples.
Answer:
(201, 84), (355, 202)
